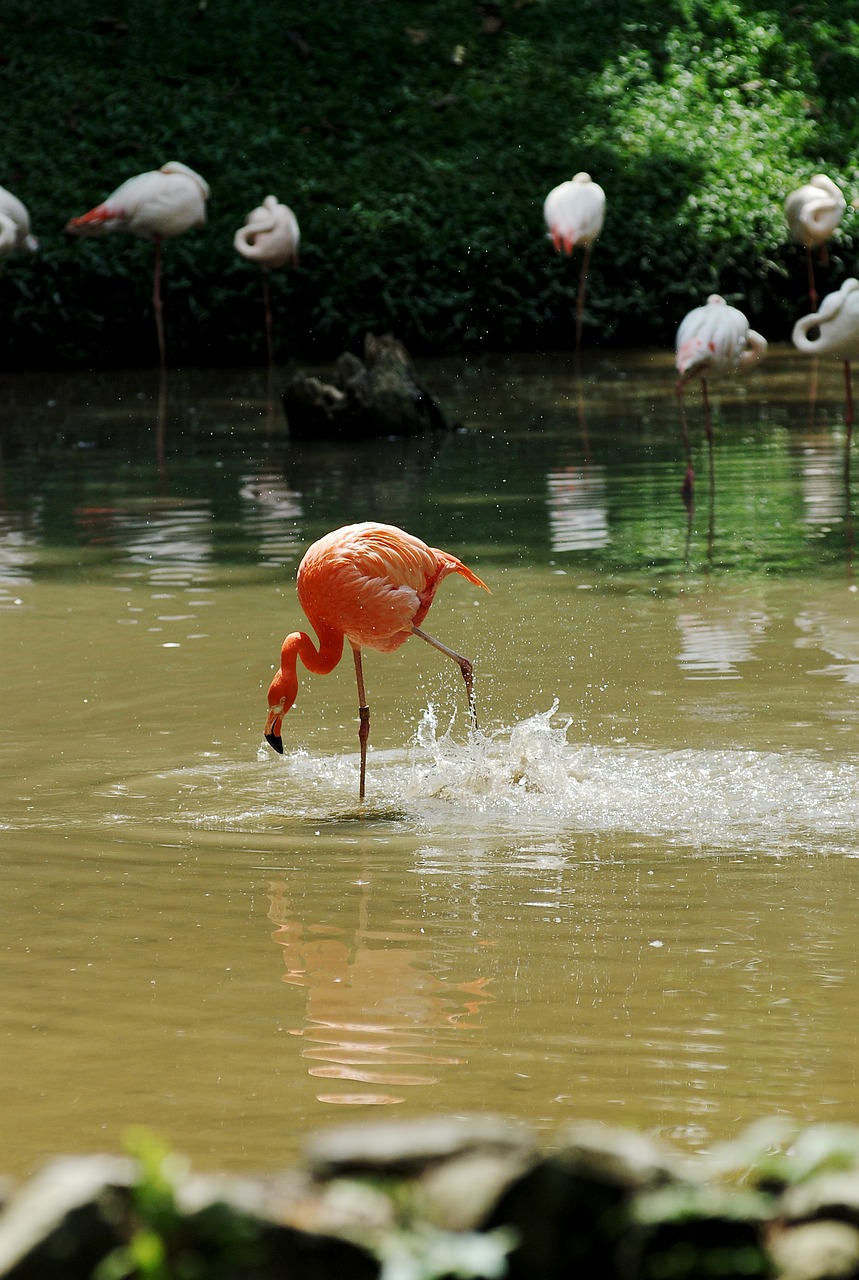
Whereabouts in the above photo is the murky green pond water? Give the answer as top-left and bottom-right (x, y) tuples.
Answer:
(2, 349), (858, 1176)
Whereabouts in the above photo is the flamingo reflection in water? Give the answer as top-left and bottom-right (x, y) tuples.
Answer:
(267, 879), (493, 1104)
(263, 522), (490, 801)
(784, 174), (846, 309)
(675, 294), (767, 506)
(546, 466), (609, 554)
(234, 194), (300, 366)
(543, 172), (605, 351)
(66, 162), (210, 367)
(676, 605), (769, 679)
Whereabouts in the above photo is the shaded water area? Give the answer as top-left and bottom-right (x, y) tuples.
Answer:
(2, 349), (859, 1178)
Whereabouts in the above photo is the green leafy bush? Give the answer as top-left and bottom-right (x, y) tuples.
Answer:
(0, 0), (857, 367)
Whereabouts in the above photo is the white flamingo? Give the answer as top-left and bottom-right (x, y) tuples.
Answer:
(793, 277), (859, 429)
(784, 174), (846, 309)
(675, 294), (768, 499)
(234, 195), (300, 364)
(0, 185), (38, 258)
(543, 172), (605, 351)
(65, 161), (210, 366)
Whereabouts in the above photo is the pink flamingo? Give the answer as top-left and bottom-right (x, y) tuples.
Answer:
(263, 522), (489, 800)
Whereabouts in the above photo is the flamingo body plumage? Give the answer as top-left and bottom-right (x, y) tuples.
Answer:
(234, 195), (299, 269)
(543, 172), (605, 254)
(675, 294), (767, 385)
(65, 161), (209, 241)
(264, 522), (489, 798)
(0, 185), (38, 257)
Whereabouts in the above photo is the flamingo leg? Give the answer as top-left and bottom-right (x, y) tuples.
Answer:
(152, 235), (166, 369)
(574, 243), (592, 353)
(412, 625), (478, 729)
(806, 247), (818, 311)
(845, 360), (854, 434)
(351, 644), (370, 801)
(261, 265), (274, 367)
(701, 377), (713, 445)
(675, 381), (695, 514)
(701, 377), (716, 502)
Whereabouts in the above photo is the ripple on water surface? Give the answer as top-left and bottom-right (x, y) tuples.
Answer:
(100, 705), (859, 856)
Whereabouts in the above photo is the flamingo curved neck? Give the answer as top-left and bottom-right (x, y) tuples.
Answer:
(269, 622), (345, 717)
(288, 623), (344, 676)
(792, 318), (820, 354)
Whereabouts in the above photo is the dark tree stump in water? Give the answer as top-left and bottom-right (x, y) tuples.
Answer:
(282, 333), (450, 440)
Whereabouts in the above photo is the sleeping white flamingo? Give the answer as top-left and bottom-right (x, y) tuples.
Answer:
(234, 195), (300, 363)
(543, 172), (605, 351)
(66, 161), (210, 366)
(784, 174), (846, 309)
(793, 277), (859, 428)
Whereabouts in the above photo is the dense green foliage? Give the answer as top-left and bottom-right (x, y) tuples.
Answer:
(1, 0), (858, 367)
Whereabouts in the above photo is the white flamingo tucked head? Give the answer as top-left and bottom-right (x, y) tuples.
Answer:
(0, 184), (38, 256)
(543, 172), (605, 254)
(66, 161), (209, 241)
(784, 174), (846, 250)
(792, 278), (859, 361)
(675, 294), (768, 383)
(233, 195), (300, 269)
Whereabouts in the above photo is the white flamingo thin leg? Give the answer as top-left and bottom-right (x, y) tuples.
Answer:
(412, 625), (477, 729)
(806, 247), (818, 310)
(261, 265), (274, 367)
(845, 360), (855, 432)
(701, 377), (716, 499)
(575, 243), (592, 353)
(352, 644), (370, 801)
(675, 380), (695, 513)
(152, 235), (166, 368)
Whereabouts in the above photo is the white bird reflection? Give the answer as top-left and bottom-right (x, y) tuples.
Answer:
(267, 877), (493, 1106)
(676, 606), (769, 678)
(799, 445), (847, 530)
(80, 499), (213, 588)
(0, 513), (39, 606)
(795, 609), (859, 684)
(238, 472), (304, 568)
(546, 465), (609, 552)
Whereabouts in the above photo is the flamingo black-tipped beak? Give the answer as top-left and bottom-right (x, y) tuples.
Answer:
(264, 704), (284, 754)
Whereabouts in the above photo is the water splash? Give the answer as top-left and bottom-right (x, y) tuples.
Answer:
(86, 703), (859, 855)
(391, 702), (859, 853)
(403, 701), (576, 809)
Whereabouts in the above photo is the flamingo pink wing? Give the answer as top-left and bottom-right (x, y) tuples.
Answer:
(297, 523), (487, 654)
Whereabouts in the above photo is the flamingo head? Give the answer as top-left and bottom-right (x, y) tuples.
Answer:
(263, 659), (299, 753)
